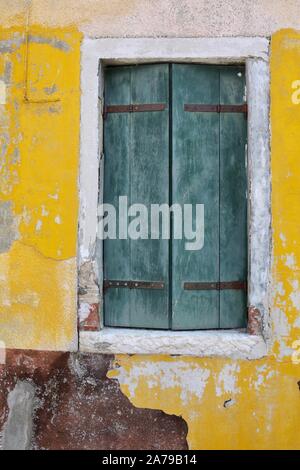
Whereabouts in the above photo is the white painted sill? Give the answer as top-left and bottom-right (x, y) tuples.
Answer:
(79, 328), (267, 360)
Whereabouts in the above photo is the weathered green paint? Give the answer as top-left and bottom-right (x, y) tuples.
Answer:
(172, 64), (220, 329)
(103, 64), (247, 330)
(103, 65), (170, 328)
(172, 64), (247, 329)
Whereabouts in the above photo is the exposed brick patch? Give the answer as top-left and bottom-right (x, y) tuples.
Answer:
(247, 306), (262, 336)
(0, 350), (188, 450)
(79, 303), (100, 331)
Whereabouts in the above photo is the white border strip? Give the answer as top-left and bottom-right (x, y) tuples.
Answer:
(247, 58), (271, 342)
(82, 37), (269, 63)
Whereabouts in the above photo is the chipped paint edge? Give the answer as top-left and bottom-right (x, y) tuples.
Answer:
(247, 57), (271, 344)
(81, 37), (269, 63)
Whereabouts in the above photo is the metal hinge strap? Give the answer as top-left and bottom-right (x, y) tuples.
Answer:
(104, 280), (165, 292)
(104, 103), (166, 118)
(184, 103), (247, 114)
(184, 281), (247, 291)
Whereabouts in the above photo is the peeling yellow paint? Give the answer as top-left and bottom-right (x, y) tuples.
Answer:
(271, 29), (300, 360)
(109, 355), (300, 449)
(0, 26), (80, 349)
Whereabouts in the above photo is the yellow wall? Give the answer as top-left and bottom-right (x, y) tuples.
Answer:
(0, 26), (81, 350)
(271, 30), (300, 360)
(0, 7), (300, 449)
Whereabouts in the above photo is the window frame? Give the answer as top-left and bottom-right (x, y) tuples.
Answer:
(78, 37), (271, 359)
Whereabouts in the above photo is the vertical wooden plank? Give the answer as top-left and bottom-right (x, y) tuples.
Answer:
(171, 64), (220, 329)
(103, 65), (169, 328)
(103, 67), (131, 326)
(219, 66), (248, 328)
(129, 64), (170, 328)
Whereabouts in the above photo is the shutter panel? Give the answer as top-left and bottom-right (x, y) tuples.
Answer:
(103, 64), (170, 328)
(171, 64), (247, 330)
(103, 63), (247, 331)
(219, 66), (247, 328)
(171, 64), (220, 329)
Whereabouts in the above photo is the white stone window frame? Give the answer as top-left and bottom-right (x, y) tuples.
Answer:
(78, 37), (271, 360)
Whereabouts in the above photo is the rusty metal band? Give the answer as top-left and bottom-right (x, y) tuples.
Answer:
(184, 281), (247, 291)
(184, 103), (247, 114)
(104, 103), (166, 115)
(104, 280), (165, 291)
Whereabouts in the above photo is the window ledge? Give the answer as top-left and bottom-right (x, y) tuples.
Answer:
(79, 328), (267, 360)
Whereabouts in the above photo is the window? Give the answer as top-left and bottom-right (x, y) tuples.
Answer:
(102, 63), (247, 330)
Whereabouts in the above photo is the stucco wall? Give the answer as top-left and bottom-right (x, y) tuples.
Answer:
(0, 0), (300, 450)
(0, 26), (80, 350)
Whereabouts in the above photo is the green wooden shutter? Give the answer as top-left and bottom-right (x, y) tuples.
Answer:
(103, 64), (170, 328)
(171, 64), (247, 329)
